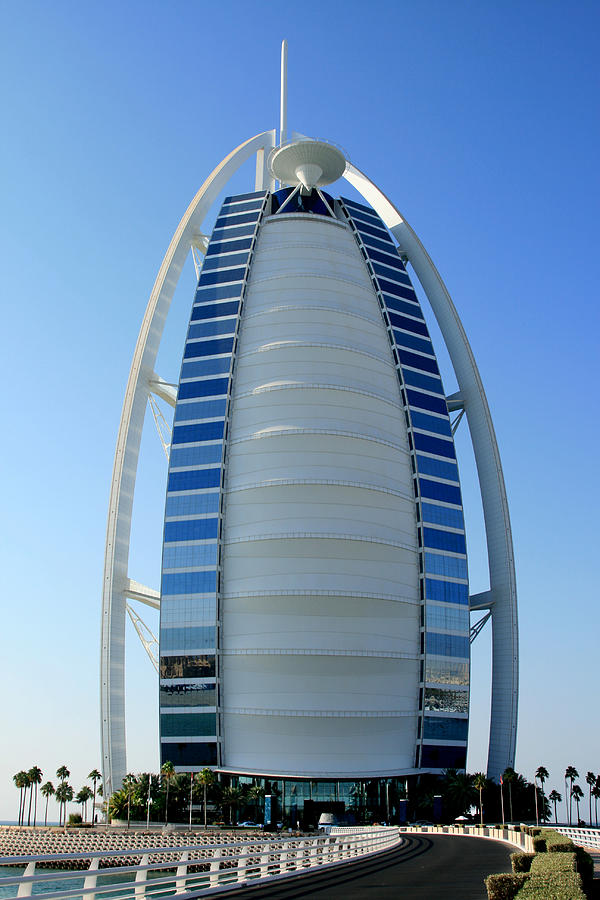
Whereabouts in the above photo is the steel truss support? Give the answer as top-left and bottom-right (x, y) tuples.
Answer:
(344, 163), (518, 780)
(470, 611), (492, 643)
(100, 130), (277, 799)
(126, 604), (159, 673)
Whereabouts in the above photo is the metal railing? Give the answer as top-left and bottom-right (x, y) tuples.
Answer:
(555, 827), (600, 851)
(0, 827), (401, 899)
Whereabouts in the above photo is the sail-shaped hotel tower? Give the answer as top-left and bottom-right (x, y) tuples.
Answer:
(101, 45), (518, 813)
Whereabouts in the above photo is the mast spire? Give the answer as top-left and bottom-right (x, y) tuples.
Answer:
(280, 39), (288, 146)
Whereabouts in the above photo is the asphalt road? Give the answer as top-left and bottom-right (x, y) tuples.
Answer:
(217, 834), (513, 900)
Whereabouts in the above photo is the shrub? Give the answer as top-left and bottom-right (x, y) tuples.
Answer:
(515, 871), (585, 899)
(67, 813), (83, 826)
(543, 829), (575, 853)
(530, 852), (576, 873)
(511, 853), (534, 873)
(532, 837), (546, 852)
(485, 873), (527, 900)
(574, 847), (594, 891)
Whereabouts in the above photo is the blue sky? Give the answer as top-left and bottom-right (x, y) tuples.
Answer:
(1, 0), (598, 822)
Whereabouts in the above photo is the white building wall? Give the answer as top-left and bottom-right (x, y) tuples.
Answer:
(220, 213), (421, 777)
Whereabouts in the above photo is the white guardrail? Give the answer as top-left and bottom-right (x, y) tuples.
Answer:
(398, 824), (535, 852)
(0, 827), (401, 899)
(555, 827), (600, 851)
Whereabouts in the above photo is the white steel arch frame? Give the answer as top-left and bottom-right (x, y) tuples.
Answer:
(344, 164), (518, 779)
(100, 130), (276, 797)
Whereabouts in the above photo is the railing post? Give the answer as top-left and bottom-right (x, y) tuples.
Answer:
(135, 853), (149, 900)
(84, 856), (99, 900)
(209, 848), (220, 887)
(17, 862), (35, 898)
(175, 850), (188, 894)
(259, 843), (271, 879)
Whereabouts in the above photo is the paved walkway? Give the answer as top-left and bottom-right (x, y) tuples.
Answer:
(218, 834), (514, 900)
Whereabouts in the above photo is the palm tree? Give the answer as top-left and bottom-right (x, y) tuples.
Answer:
(549, 789), (561, 824)
(13, 771), (29, 826)
(473, 773), (487, 825)
(442, 770), (476, 820)
(40, 782), (55, 827)
(585, 772), (595, 827)
(55, 783), (74, 827)
(28, 767), (43, 827)
(56, 766), (70, 783)
(565, 767), (578, 826)
(76, 786), (93, 823)
(161, 761), (175, 825)
(122, 775), (137, 829)
(571, 784), (584, 824)
(592, 779), (600, 827)
(247, 784), (265, 824)
(88, 770), (102, 825)
(502, 768), (516, 823)
(535, 766), (549, 820)
(196, 768), (216, 828)
(220, 785), (243, 826)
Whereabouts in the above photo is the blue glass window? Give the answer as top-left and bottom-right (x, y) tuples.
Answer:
(197, 267), (246, 287)
(174, 398), (227, 423)
(211, 224), (257, 242)
(206, 237), (253, 257)
(167, 468), (221, 492)
(425, 578), (469, 605)
(194, 283), (242, 302)
(393, 330), (434, 356)
(188, 320), (236, 340)
(366, 246), (406, 270)
(419, 478), (461, 504)
(183, 338), (234, 360)
(426, 604), (469, 632)
(377, 279), (417, 302)
(424, 687), (468, 714)
(178, 378), (229, 400)
(162, 543), (218, 569)
(214, 211), (260, 229)
(354, 219), (390, 240)
(420, 745), (467, 768)
(160, 713), (216, 737)
(414, 434), (455, 459)
(160, 625), (216, 651)
(346, 205), (384, 227)
(224, 190), (265, 203)
(164, 519), (219, 542)
(219, 199), (263, 214)
(402, 369), (444, 394)
(417, 456), (459, 481)
(171, 420), (225, 445)
(410, 411), (452, 438)
(425, 552), (468, 580)
(407, 390), (448, 416)
(159, 655), (216, 678)
(181, 357), (231, 379)
(421, 502), (464, 529)
(341, 197), (376, 216)
(372, 261), (412, 286)
(162, 570), (217, 596)
(384, 296), (424, 320)
(427, 632), (469, 658)
(423, 717), (468, 741)
(424, 527), (466, 554)
(397, 349), (439, 376)
(170, 444), (223, 468)
(191, 300), (239, 321)
(165, 494), (220, 518)
(161, 742), (217, 767)
(425, 656), (469, 684)
(388, 312), (429, 337)
(160, 683), (216, 708)
(202, 251), (250, 271)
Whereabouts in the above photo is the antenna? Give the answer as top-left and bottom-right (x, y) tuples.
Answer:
(280, 39), (288, 146)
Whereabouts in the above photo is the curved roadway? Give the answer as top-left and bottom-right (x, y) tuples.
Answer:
(220, 834), (513, 900)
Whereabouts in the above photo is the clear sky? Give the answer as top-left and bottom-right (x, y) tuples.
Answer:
(1, 0), (598, 823)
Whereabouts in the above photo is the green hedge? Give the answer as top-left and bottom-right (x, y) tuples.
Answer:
(485, 873), (527, 900)
(530, 852), (576, 873)
(511, 853), (534, 873)
(516, 872), (585, 899)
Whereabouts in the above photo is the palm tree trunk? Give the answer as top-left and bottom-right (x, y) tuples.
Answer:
(27, 786), (33, 827)
(44, 797), (48, 827)
(508, 785), (513, 823)
(33, 787), (38, 827)
(204, 785), (207, 829)
(92, 785), (97, 826)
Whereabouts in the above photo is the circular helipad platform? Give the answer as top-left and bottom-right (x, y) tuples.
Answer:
(268, 139), (347, 190)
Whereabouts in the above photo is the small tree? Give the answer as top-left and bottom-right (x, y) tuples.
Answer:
(548, 789), (561, 824)
(571, 784), (584, 824)
(13, 771), (29, 826)
(585, 772), (595, 827)
(76, 786), (93, 823)
(564, 766), (578, 826)
(502, 768), (516, 822)
(40, 782), (55, 827)
(55, 782), (74, 827)
(196, 768), (216, 828)
(28, 767), (43, 827)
